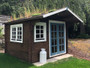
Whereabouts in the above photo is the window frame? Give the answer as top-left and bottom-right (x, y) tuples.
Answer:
(10, 24), (23, 43)
(34, 22), (46, 42)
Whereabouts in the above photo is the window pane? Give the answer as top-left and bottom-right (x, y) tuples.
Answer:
(62, 32), (64, 37)
(17, 27), (19, 31)
(17, 27), (22, 41)
(36, 34), (39, 38)
(55, 25), (57, 31)
(51, 32), (54, 38)
(18, 32), (19, 34)
(20, 27), (22, 30)
(52, 46), (54, 53)
(41, 30), (43, 33)
(12, 28), (16, 31)
(20, 36), (21, 39)
(12, 38), (15, 40)
(36, 26), (39, 29)
(59, 32), (62, 37)
(62, 38), (64, 44)
(62, 25), (64, 31)
(51, 25), (54, 31)
(59, 45), (62, 51)
(52, 39), (54, 45)
(12, 32), (16, 35)
(20, 32), (22, 34)
(17, 36), (19, 39)
(55, 39), (57, 45)
(36, 30), (39, 33)
(55, 32), (57, 38)
(41, 34), (43, 38)
(41, 26), (43, 29)
(12, 35), (16, 39)
(59, 25), (61, 31)
(62, 45), (64, 51)
(55, 46), (57, 52)
(12, 27), (16, 40)
(59, 39), (62, 44)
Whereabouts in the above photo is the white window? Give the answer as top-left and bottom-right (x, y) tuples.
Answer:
(34, 22), (46, 42)
(10, 24), (23, 43)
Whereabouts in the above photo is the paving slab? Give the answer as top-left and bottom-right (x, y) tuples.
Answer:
(33, 54), (73, 66)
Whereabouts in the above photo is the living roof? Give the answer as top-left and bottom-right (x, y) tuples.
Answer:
(4, 7), (83, 24)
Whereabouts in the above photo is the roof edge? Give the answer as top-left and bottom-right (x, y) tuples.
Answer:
(3, 15), (43, 24)
(67, 8), (84, 23)
(4, 7), (84, 25)
(43, 7), (67, 18)
(43, 7), (84, 24)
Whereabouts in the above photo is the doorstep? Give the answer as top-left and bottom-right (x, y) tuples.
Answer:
(33, 54), (73, 66)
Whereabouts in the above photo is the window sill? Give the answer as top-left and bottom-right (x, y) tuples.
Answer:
(34, 40), (46, 43)
(10, 40), (23, 43)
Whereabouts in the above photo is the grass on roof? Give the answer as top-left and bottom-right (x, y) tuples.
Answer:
(0, 53), (90, 68)
(32, 13), (41, 16)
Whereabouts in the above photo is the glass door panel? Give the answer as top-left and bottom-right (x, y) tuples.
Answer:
(51, 24), (58, 55)
(50, 23), (65, 56)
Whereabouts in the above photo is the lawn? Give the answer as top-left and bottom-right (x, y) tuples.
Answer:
(0, 53), (90, 68)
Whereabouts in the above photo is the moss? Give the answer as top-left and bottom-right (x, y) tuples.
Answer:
(32, 13), (41, 16)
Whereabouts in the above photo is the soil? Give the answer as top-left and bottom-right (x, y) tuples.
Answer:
(68, 39), (90, 61)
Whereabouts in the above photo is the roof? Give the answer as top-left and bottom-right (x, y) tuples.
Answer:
(0, 15), (10, 23)
(4, 7), (83, 24)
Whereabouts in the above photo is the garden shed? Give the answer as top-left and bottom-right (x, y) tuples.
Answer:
(4, 7), (83, 63)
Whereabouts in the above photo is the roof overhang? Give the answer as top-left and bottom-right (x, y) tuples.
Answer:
(43, 7), (83, 23)
(4, 7), (84, 24)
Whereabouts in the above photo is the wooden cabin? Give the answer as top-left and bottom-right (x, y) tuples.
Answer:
(4, 7), (83, 63)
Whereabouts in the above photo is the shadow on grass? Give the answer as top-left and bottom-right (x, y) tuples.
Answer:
(0, 53), (36, 68)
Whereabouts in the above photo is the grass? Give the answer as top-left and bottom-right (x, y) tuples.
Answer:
(0, 53), (90, 68)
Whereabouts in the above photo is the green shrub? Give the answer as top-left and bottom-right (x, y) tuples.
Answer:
(77, 34), (90, 39)
(0, 28), (4, 39)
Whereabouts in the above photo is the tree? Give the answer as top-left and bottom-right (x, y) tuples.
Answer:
(0, 3), (13, 15)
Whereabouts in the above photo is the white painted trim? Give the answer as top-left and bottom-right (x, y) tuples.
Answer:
(10, 24), (23, 43)
(34, 22), (47, 42)
(43, 7), (83, 23)
(49, 20), (66, 57)
(43, 8), (67, 18)
(67, 8), (83, 23)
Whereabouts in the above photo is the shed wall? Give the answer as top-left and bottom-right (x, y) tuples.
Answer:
(5, 22), (31, 62)
(29, 19), (68, 63)
(29, 21), (49, 62)
(5, 19), (68, 63)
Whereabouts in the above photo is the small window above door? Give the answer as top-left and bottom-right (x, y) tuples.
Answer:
(34, 22), (46, 42)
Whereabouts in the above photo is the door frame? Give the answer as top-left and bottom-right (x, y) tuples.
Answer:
(49, 20), (66, 57)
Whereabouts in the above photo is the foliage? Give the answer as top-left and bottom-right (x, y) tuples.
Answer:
(0, 28), (3, 38)
(0, 2), (13, 15)
(0, 0), (89, 21)
(77, 34), (90, 39)
(0, 53), (90, 68)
